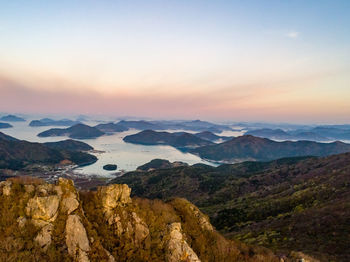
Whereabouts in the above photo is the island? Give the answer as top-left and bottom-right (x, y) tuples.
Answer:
(103, 164), (117, 171)
(123, 130), (214, 149)
(38, 123), (105, 139)
(29, 118), (80, 127)
(0, 114), (25, 122)
(0, 122), (13, 129)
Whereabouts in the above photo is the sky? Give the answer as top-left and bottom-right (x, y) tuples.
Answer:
(0, 0), (349, 123)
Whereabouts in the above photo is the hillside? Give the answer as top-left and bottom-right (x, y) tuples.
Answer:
(190, 135), (350, 162)
(38, 123), (105, 139)
(123, 130), (214, 149)
(0, 178), (285, 262)
(0, 132), (96, 169)
(112, 153), (350, 261)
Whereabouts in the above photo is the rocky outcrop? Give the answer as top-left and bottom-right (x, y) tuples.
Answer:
(165, 222), (201, 262)
(0, 180), (12, 196)
(97, 184), (149, 246)
(66, 214), (90, 262)
(98, 184), (131, 209)
(0, 178), (295, 262)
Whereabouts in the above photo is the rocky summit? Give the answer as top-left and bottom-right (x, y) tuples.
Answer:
(0, 177), (315, 262)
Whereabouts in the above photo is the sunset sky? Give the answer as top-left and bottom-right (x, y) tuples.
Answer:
(0, 0), (349, 123)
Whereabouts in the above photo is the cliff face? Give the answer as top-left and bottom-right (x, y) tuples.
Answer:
(0, 178), (292, 262)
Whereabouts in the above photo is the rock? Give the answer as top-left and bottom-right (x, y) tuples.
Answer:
(66, 214), (90, 262)
(24, 184), (35, 194)
(165, 222), (201, 262)
(35, 224), (54, 250)
(0, 180), (12, 196)
(103, 164), (117, 171)
(98, 184), (131, 209)
(62, 194), (79, 215)
(188, 204), (213, 232)
(17, 216), (27, 228)
(131, 212), (150, 244)
(26, 195), (60, 221)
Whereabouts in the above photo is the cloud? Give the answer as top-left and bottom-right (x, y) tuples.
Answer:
(285, 31), (300, 39)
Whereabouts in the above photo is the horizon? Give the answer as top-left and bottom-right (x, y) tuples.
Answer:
(1, 0), (349, 123)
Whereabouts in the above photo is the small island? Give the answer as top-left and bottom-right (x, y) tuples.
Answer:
(103, 164), (117, 171)
(0, 122), (13, 129)
(0, 114), (26, 122)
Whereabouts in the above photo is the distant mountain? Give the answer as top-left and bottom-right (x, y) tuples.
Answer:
(38, 123), (105, 139)
(190, 135), (350, 162)
(194, 131), (232, 142)
(111, 152), (350, 261)
(0, 122), (13, 129)
(0, 132), (96, 169)
(245, 128), (329, 141)
(110, 119), (233, 133)
(29, 118), (80, 127)
(0, 115), (25, 122)
(94, 122), (129, 133)
(123, 130), (214, 149)
(151, 119), (233, 133)
(137, 159), (188, 171)
(245, 128), (291, 140)
(307, 126), (350, 140)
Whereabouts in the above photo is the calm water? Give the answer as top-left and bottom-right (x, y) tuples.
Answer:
(2, 119), (244, 177)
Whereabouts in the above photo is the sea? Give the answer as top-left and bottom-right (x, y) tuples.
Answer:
(2, 118), (244, 177)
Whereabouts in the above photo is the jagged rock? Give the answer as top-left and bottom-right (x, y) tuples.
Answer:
(165, 222), (201, 262)
(26, 195), (60, 221)
(0, 180), (12, 196)
(62, 192), (79, 215)
(188, 204), (213, 231)
(98, 184), (131, 209)
(131, 212), (150, 244)
(17, 216), (27, 228)
(24, 184), (35, 194)
(35, 224), (53, 250)
(66, 214), (90, 262)
(36, 184), (55, 196)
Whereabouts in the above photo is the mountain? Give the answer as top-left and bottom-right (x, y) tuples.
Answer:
(0, 115), (25, 122)
(117, 120), (161, 130)
(307, 126), (350, 140)
(190, 135), (350, 162)
(94, 122), (129, 133)
(0, 132), (18, 141)
(194, 131), (233, 142)
(151, 119), (233, 133)
(137, 159), (188, 171)
(245, 128), (330, 141)
(111, 152), (350, 261)
(38, 123), (105, 139)
(123, 130), (214, 149)
(0, 122), (13, 129)
(0, 178), (283, 262)
(29, 118), (80, 127)
(0, 132), (96, 169)
(245, 128), (291, 140)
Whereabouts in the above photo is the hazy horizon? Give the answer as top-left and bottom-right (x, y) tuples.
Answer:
(1, 0), (349, 123)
